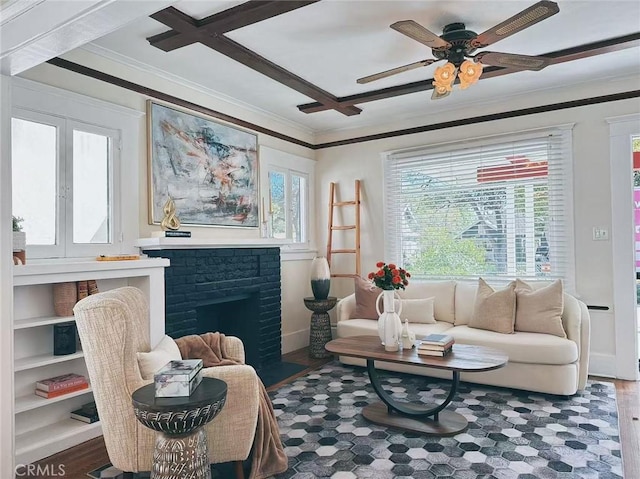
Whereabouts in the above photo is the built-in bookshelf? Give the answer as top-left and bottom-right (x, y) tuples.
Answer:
(12, 258), (168, 465)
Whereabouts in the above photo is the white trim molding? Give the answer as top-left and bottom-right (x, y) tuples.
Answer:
(0, 74), (15, 479)
(607, 113), (640, 380)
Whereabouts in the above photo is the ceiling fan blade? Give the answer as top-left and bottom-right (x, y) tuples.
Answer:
(357, 59), (437, 84)
(475, 51), (551, 71)
(391, 20), (451, 50)
(472, 1), (559, 48)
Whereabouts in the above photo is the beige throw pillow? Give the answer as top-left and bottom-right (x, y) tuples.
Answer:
(137, 335), (182, 379)
(401, 297), (436, 324)
(514, 279), (566, 338)
(469, 278), (516, 334)
(351, 276), (382, 319)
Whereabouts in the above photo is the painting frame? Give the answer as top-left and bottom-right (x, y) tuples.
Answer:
(147, 100), (259, 228)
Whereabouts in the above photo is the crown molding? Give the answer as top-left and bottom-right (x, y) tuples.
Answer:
(80, 43), (314, 137)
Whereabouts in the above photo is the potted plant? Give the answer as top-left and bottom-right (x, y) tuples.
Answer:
(12, 216), (26, 264)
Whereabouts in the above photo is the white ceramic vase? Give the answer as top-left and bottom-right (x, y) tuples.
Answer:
(376, 289), (403, 352)
(310, 256), (331, 300)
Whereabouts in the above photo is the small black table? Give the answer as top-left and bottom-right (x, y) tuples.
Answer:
(132, 377), (227, 479)
(303, 296), (337, 359)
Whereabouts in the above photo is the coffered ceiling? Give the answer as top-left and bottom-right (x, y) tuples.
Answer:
(22, 1), (640, 134)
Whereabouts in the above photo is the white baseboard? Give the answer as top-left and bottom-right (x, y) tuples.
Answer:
(588, 353), (618, 378)
(282, 328), (309, 355)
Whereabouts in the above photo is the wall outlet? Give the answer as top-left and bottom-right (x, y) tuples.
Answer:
(592, 227), (609, 241)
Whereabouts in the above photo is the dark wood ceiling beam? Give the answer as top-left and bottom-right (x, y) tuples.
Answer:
(148, 1), (319, 52)
(297, 32), (640, 114)
(202, 35), (361, 116)
(147, 3), (361, 116)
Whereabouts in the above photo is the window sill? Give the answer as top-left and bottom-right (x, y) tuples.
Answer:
(280, 248), (318, 261)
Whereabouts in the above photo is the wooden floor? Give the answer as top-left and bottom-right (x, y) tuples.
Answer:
(21, 350), (639, 479)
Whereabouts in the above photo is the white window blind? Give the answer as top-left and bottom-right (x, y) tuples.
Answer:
(384, 126), (574, 288)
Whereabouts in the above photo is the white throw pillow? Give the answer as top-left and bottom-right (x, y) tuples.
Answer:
(401, 297), (436, 324)
(137, 335), (182, 380)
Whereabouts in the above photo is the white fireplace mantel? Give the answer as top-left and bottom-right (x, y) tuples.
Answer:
(135, 237), (292, 250)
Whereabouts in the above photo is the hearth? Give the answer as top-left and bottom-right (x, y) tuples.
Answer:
(143, 247), (281, 370)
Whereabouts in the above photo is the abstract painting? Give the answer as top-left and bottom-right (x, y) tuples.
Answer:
(148, 101), (259, 227)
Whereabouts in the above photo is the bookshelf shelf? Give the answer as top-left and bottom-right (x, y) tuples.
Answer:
(14, 351), (85, 372)
(15, 419), (102, 465)
(15, 386), (93, 413)
(13, 315), (75, 330)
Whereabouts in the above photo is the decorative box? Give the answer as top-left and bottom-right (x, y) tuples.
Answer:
(154, 359), (203, 397)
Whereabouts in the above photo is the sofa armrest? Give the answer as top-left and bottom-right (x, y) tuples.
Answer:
(224, 335), (246, 364)
(337, 294), (357, 322)
(562, 293), (591, 390)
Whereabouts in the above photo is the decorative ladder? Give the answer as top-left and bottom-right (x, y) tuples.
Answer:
(326, 179), (361, 278)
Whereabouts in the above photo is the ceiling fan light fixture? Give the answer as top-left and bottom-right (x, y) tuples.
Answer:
(433, 62), (456, 91)
(458, 59), (483, 89)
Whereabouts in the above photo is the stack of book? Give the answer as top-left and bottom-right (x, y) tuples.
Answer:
(35, 373), (89, 399)
(70, 401), (99, 423)
(417, 333), (455, 357)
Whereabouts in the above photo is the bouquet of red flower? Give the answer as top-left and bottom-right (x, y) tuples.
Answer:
(367, 261), (411, 290)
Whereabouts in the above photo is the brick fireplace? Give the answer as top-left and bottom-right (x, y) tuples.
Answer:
(143, 247), (281, 369)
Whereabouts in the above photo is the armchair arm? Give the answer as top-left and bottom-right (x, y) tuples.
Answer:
(337, 294), (357, 322)
(201, 364), (260, 462)
(224, 335), (246, 364)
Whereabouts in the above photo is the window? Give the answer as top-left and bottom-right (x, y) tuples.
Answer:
(12, 111), (119, 258)
(384, 126), (574, 287)
(11, 79), (140, 259)
(260, 146), (314, 249)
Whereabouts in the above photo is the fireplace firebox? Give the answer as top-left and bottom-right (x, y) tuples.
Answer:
(143, 247), (281, 370)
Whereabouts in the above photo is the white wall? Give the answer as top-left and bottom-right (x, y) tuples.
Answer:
(314, 78), (640, 378)
(18, 51), (318, 353)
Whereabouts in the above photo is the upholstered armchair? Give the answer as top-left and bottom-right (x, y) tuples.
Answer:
(73, 286), (260, 478)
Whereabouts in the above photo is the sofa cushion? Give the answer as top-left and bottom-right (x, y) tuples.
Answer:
(515, 279), (566, 338)
(468, 278), (516, 334)
(449, 325), (578, 365)
(351, 276), (382, 319)
(399, 280), (456, 324)
(454, 281), (478, 325)
(401, 297), (436, 324)
(137, 335), (182, 379)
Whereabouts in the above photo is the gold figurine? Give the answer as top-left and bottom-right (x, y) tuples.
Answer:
(160, 198), (181, 231)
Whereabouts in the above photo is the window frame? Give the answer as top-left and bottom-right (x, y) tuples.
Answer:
(11, 77), (140, 259)
(260, 146), (315, 253)
(382, 125), (576, 291)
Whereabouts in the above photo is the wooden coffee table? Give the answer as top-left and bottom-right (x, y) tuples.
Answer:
(325, 335), (508, 436)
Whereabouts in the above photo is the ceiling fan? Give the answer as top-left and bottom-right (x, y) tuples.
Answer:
(357, 0), (559, 100)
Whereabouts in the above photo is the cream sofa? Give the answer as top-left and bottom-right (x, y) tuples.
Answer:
(336, 280), (591, 396)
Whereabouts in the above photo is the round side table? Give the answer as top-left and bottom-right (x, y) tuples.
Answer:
(303, 296), (337, 359)
(132, 377), (227, 479)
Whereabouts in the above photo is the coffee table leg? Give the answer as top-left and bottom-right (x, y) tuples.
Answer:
(152, 428), (211, 479)
(363, 359), (468, 436)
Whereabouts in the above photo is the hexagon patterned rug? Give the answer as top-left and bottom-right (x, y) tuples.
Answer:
(271, 362), (622, 479)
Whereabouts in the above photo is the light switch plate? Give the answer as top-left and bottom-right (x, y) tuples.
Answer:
(593, 227), (609, 241)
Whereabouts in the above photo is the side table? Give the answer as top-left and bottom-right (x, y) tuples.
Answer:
(132, 377), (228, 479)
(303, 296), (337, 359)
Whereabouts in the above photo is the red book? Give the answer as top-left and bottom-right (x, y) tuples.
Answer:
(36, 373), (87, 392)
(35, 382), (89, 398)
